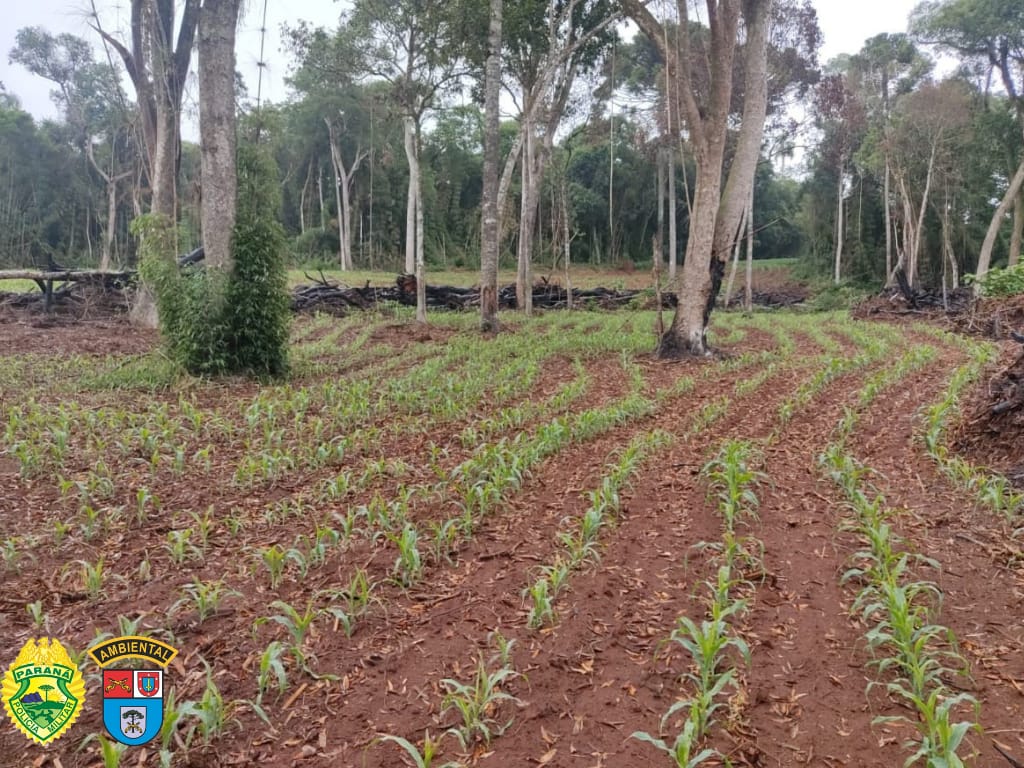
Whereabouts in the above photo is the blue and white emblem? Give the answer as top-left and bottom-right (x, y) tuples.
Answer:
(101, 670), (163, 746)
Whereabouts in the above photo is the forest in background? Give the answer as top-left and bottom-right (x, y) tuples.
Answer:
(0, 1), (1021, 291)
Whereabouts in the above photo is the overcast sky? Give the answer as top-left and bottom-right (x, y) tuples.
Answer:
(0, 0), (921, 122)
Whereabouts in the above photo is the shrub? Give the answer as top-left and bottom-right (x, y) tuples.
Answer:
(136, 144), (290, 377)
(968, 263), (1024, 297)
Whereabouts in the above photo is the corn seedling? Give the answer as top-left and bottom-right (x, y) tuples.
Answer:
(377, 731), (459, 768)
(525, 577), (555, 629)
(189, 507), (216, 551)
(25, 600), (46, 629)
(81, 732), (128, 768)
(173, 580), (238, 623)
(165, 529), (201, 565)
(257, 600), (319, 671)
(256, 640), (289, 703)
(52, 519), (72, 547)
(257, 544), (287, 588)
(79, 557), (106, 601)
(702, 442), (762, 532)
(429, 517), (461, 565)
(632, 705), (718, 768)
(388, 523), (423, 587)
(180, 666), (239, 747)
(441, 653), (522, 750)
(135, 487), (157, 524)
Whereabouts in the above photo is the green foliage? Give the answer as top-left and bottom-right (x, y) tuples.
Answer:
(967, 263), (1024, 297)
(227, 144), (291, 375)
(135, 144), (289, 378)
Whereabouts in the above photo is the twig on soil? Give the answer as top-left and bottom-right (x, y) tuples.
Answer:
(994, 741), (1024, 768)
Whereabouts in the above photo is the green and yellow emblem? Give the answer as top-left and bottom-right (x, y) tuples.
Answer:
(2, 638), (85, 744)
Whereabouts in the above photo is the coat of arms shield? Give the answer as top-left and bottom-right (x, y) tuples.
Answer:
(101, 669), (163, 746)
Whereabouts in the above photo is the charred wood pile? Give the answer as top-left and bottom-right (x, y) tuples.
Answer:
(289, 274), (806, 314)
(953, 331), (1024, 488)
(289, 273), (678, 314)
(0, 267), (135, 316)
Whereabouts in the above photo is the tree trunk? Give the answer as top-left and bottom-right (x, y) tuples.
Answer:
(325, 121), (363, 272)
(479, 0), (502, 333)
(883, 157), (893, 285)
(318, 165), (326, 229)
(497, 131), (525, 230)
(834, 163), (844, 284)
(654, 0), (768, 357)
(197, 0), (240, 283)
(93, 0), (200, 328)
(102, 176), (117, 271)
(403, 117), (418, 276)
(561, 178), (573, 310)
(708, 0), (770, 267)
(907, 137), (939, 288)
(130, 98), (179, 328)
(404, 117), (426, 323)
(1010, 188), (1023, 267)
(299, 160), (312, 234)
(976, 155), (1024, 291)
(327, 121), (348, 269)
(667, 145), (678, 281)
(516, 122), (536, 315)
(658, 153), (726, 357)
(723, 204), (745, 307)
(656, 146), (666, 269)
(744, 183), (754, 312)
(941, 189), (959, 291)
(341, 168), (355, 271)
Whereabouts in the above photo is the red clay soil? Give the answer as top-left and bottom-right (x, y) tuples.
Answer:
(0, 316), (157, 357)
(1, 316), (1022, 768)
(847, 338), (1024, 766)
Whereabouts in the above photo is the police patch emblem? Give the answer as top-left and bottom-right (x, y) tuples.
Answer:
(88, 635), (178, 747)
(2, 637), (85, 744)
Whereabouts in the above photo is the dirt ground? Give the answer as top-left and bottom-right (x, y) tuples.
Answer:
(0, 309), (1021, 768)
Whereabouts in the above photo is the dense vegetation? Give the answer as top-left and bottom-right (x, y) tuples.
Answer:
(2, 1), (1019, 288)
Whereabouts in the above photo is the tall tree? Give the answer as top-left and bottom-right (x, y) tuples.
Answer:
(625, 0), (775, 356)
(887, 80), (974, 287)
(341, 0), (469, 321)
(10, 27), (132, 270)
(848, 33), (932, 283)
(812, 72), (867, 284)
(480, 0), (503, 332)
(500, 0), (617, 313)
(912, 0), (1024, 286)
(197, 0), (242, 285)
(89, 0), (201, 325)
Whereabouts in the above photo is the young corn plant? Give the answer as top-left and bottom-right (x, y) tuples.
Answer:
(441, 652), (522, 750)
(632, 704), (718, 768)
(180, 666), (239, 747)
(823, 440), (980, 768)
(81, 732), (128, 768)
(255, 640), (289, 703)
(377, 731), (459, 768)
(165, 529), (201, 565)
(671, 588), (750, 735)
(388, 523), (423, 587)
(79, 557), (106, 601)
(173, 580), (238, 623)
(256, 600), (320, 673)
(525, 576), (555, 629)
(25, 600), (46, 630)
(702, 440), (763, 529)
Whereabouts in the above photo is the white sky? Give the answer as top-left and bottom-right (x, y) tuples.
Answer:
(0, 0), (921, 122)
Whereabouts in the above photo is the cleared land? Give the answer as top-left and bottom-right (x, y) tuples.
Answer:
(0, 305), (1021, 768)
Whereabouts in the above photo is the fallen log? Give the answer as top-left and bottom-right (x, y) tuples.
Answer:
(0, 269), (135, 283)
